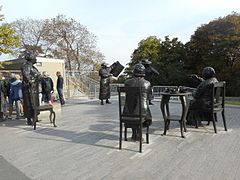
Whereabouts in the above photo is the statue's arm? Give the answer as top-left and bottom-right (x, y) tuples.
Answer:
(21, 65), (32, 83)
(100, 68), (111, 78)
(150, 66), (160, 76)
(190, 74), (204, 82)
(193, 83), (205, 99)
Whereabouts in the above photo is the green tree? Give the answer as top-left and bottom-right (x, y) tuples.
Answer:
(130, 36), (161, 66)
(126, 36), (161, 78)
(157, 36), (187, 86)
(127, 36), (187, 86)
(0, 6), (20, 55)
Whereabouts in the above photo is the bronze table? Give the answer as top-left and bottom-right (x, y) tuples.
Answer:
(160, 92), (191, 138)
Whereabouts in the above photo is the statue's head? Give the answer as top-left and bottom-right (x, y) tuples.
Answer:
(202, 66), (215, 80)
(140, 59), (151, 66)
(133, 63), (145, 77)
(25, 51), (37, 64)
(101, 62), (108, 68)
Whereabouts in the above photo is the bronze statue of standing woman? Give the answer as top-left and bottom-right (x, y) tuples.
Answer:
(99, 62), (116, 105)
(21, 51), (41, 125)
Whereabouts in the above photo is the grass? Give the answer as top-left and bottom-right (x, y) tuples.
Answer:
(225, 101), (240, 105)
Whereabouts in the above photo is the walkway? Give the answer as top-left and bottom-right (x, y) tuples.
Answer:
(0, 97), (240, 180)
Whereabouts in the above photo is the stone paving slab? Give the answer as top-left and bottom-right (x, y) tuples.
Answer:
(0, 97), (240, 180)
(0, 155), (31, 180)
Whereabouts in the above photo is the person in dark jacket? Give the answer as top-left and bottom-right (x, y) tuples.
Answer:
(21, 51), (40, 125)
(141, 59), (159, 105)
(186, 67), (218, 126)
(41, 71), (54, 104)
(56, 71), (65, 106)
(123, 63), (152, 140)
(99, 62), (115, 105)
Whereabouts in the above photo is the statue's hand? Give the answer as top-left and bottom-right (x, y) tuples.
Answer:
(189, 74), (198, 79)
(30, 80), (35, 85)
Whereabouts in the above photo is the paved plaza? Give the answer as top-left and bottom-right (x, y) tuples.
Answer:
(1, 96), (240, 180)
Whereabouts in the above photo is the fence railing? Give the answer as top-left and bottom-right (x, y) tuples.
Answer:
(88, 83), (124, 99)
(65, 72), (100, 98)
(87, 84), (195, 99)
(65, 72), (196, 100)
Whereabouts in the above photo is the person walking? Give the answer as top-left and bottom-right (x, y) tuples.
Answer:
(56, 71), (65, 106)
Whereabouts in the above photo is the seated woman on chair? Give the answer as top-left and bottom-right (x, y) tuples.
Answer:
(186, 66), (218, 126)
(123, 63), (152, 141)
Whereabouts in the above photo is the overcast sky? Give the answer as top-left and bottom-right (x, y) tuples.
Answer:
(1, 0), (239, 65)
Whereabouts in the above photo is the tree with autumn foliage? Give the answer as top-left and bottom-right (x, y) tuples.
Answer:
(124, 12), (240, 96)
(186, 12), (240, 96)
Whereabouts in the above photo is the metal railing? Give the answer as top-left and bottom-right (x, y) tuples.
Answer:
(88, 83), (124, 99)
(65, 71), (196, 100)
(65, 71), (100, 98)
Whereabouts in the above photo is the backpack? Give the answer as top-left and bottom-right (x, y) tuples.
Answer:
(42, 77), (52, 93)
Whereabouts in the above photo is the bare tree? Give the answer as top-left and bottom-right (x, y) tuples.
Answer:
(11, 18), (49, 55)
(11, 15), (104, 71)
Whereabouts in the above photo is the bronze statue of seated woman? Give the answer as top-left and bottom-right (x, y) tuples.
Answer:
(186, 67), (218, 126)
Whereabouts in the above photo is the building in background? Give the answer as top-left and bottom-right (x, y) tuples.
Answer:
(0, 57), (65, 91)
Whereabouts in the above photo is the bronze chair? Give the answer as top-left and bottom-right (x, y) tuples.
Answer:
(33, 104), (56, 130)
(118, 86), (149, 153)
(195, 81), (227, 133)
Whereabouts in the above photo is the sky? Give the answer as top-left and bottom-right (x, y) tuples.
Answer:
(1, 0), (239, 66)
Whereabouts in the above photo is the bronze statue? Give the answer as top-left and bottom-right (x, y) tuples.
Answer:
(21, 51), (41, 125)
(140, 59), (159, 105)
(99, 62), (116, 105)
(123, 63), (152, 140)
(186, 67), (218, 126)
